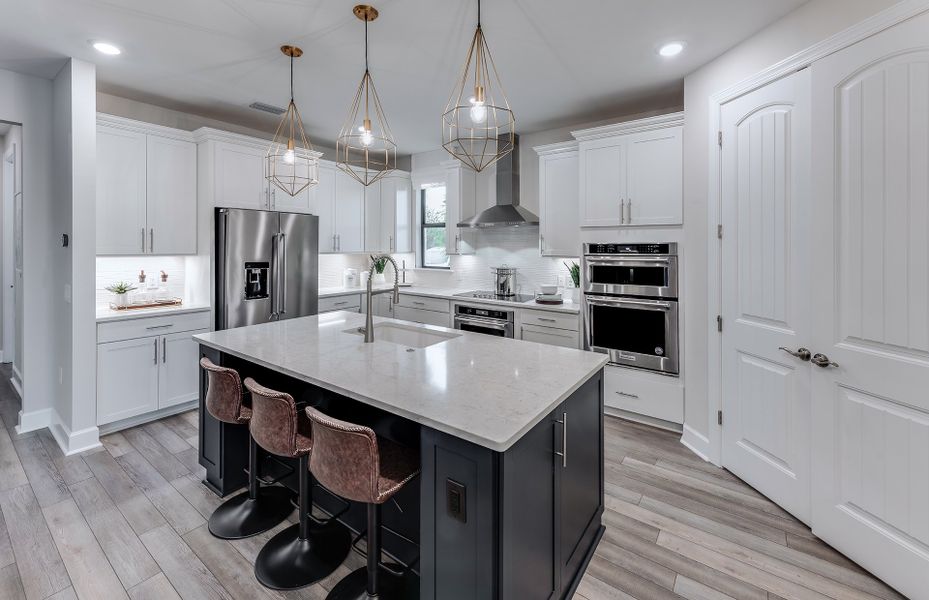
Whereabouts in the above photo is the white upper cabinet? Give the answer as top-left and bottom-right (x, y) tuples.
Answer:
(333, 168), (365, 253)
(365, 172), (413, 254)
(394, 173), (413, 253)
(97, 125), (147, 255)
(313, 164), (338, 252)
(146, 135), (197, 254)
(535, 141), (580, 257)
(212, 141), (268, 210)
(573, 113), (683, 227)
(443, 160), (477, 255)
(97, 115), (197, 255)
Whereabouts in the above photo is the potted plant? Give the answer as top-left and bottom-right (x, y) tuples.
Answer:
(106, 281), (137, 308)
(563, 261), (580, 302)
(370, 255), (388, 285)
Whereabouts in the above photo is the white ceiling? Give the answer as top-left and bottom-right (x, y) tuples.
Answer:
(0, 0), (806, 153)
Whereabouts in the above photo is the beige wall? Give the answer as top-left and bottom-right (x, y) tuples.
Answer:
(680, 0), (900, 453)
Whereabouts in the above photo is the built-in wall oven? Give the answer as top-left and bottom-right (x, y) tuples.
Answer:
(583, 243), (680, 375)
(453, 304), (516, 338)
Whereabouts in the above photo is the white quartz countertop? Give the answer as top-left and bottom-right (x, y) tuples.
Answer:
(194, 312), (606, 451)
(319, 285), (582, 314)
(96, 304), (211, 323)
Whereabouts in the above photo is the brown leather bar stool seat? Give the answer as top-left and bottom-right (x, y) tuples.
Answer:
(200, 358), (293, 540)
(245, 378), (352, 591)
(306, 406), (421, 600)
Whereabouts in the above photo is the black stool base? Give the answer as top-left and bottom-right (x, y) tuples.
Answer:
(326, 565), (419, 600)
(255, 521), (352, 590)
(208, 485), (294, 540)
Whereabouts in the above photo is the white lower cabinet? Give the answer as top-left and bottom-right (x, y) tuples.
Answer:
(97, 313), (210, 427)
(603, 364), (683, 425)
(394, 306), (450, 327)
(319, 294), (362, 313)
(520, 323), (578, 349)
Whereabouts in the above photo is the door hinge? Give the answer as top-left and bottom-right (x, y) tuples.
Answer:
(718, 131), (723, 147)
(717, 224), (723, 239)
(717, 410), (723, 426)
(717, 315), (723, 332)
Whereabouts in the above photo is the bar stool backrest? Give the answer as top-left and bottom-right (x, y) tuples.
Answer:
(243, 378), (302, 458)
(305, 406), (380, 504)
(200, 358), (248, 424)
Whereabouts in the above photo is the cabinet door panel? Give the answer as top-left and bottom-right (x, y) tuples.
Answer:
(214, 142), (267, 210)
(364, 180), (383, 252)
(269, 164), (312, 213)
(159, 329), (209, 409)
(626, 127), (683, 225)
(394, 176), (413, 253)
(380, 178), (397, 253)
(335, 169), (365, 252)
(520, 324), (578, 349)
(147, 136), (197, 254)
(313, 165), (337, 252)
(540, 150), (580, 256)
(97, 126), (147, 255)
(580, 140), (625, 227)
(97, 337), (159, 425)
(393, 306), (449, 327)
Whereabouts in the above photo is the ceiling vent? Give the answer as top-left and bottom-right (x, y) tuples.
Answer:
(249, 101), (287, 116)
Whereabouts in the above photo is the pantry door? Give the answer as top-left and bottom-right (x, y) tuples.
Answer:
(719, 68), (812, 523)
(810, 12), (929, 599)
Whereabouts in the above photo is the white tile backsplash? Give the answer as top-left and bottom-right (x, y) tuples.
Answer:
(96, 256), (187, 308)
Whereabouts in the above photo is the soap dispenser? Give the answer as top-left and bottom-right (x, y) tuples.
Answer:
(136, 270), (148, 303)
(158, 270), (169, 301)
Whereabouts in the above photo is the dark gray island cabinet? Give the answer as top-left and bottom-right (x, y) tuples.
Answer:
(195, 312), (607, 599)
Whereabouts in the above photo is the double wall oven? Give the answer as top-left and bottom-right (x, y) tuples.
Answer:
(583, 243), (679, 376)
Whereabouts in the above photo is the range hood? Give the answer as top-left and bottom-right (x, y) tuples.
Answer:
(457, 136), (539, 228)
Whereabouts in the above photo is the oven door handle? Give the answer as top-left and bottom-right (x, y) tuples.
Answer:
(454, 315), (511, 331)
(585, 296), (673, 310)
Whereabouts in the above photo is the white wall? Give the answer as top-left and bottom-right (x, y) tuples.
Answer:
(680, 0), (900, 460)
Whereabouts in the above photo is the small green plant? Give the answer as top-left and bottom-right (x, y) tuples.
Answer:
(370, 255), (388, 274)
(563, 261), (580, 288)
(105, 281), (137, 295)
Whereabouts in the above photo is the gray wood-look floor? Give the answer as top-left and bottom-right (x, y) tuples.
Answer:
(0, 368), (906, 600)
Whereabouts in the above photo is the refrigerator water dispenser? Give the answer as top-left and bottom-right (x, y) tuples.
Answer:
(244, 262), (269, 299)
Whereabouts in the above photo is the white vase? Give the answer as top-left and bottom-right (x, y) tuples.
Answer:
(114, 292), (129, 307)
(373, 273), (386, 285)
(566, 287), (579, 303)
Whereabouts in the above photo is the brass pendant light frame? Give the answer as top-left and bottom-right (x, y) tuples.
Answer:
(336, 5), (397, 187)
(266, 45), (320, 198)
(442, 0), (515, 172)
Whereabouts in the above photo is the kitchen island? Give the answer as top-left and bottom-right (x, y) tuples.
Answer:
(194, 311), (607, 600)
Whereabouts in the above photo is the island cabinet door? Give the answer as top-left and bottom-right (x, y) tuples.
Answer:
(555, 371), (605, 594)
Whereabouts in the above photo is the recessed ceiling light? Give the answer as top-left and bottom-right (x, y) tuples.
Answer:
(91, 41), (121, 56)
(658, 42), (684, 58)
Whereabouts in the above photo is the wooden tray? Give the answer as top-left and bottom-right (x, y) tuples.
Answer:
(109, 298), (183, 311)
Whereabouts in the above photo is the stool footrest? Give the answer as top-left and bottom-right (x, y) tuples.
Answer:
(350, 525), (419, 576)
(244, 455), (294, 486)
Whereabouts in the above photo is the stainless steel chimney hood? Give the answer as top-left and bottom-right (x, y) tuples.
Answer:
(457, 136), (539, 228)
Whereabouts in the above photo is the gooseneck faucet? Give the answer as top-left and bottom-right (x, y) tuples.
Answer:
(364, 255), (401, 343)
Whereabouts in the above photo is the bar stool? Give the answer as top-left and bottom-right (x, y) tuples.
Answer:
(305, 406), (421, 600)
(245, 378), (352, 590)
(200, 358), (293, 540)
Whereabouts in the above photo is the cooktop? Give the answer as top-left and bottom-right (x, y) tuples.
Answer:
(453, 291), (536, 303)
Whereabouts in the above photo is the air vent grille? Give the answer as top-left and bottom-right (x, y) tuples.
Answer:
(249, 102), (286, 115)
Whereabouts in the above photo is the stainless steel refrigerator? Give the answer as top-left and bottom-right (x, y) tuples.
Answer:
(215, 208), (318, 330)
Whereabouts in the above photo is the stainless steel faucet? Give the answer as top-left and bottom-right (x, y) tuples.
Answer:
(363, 255), (401, 343)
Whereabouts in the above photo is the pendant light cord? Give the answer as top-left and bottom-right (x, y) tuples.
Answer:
(364, 17), (369, 73)
(477, 0), (481, 28)
(290, 54), (294, 102)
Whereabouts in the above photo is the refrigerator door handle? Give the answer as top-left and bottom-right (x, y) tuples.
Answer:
(279, 233), (287, 317)
(270, 232), (280, 320)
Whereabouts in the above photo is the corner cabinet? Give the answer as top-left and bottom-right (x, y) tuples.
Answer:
(535, 141), (580, 257)
(573, 112), (683, 227)
(97, 115), (197, 255)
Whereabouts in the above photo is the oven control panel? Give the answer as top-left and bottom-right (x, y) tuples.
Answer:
(455, 304), (514, 321)
(584, 243), (676, 255)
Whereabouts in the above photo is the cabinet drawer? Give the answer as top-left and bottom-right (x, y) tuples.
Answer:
(397, 294), (449, 313)
(520, 309), (579, 332)
(319, 294), (361, 313)
(97, 310), (211, 344)
(520, 324), (579, 349)
(604, 365), (683, 424)
(394, 306), (450, 328)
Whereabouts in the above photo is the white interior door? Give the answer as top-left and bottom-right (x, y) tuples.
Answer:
(2, 148), (13, 364)
(810, 14), (929, 599)
(720, 68), (812, 523)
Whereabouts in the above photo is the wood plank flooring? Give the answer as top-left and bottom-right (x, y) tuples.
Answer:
(0, 364), (906, 599)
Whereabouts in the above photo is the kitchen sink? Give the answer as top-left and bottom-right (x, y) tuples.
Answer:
(344, 323), (460, 348)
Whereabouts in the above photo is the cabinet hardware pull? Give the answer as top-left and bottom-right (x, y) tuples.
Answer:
(554, 412), (567, 468)
(620, 199), (625, 224)
(333, 301), (348, 306)
(162, 337), (166, 363)
(413, 301), (425, 306)
(538, 317), (557, 323)
(149, 228), (154, 253)
(145, 324), (174, 330)
(615, 391), (639, 399)
(141, 227), (145, 252)
(153, 338), (158, 364)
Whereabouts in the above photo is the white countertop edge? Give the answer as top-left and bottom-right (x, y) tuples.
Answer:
(319, 286), (582, 314)
(194, 332), (606, 452)
(96, 304), (211, 323)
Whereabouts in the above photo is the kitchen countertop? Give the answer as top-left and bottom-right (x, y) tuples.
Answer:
(194, 311), (605, 451)
(96, 303), (211, 323)
(319, 285), (582, 314)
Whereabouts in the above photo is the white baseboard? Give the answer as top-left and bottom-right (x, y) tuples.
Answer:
(16, 407), (51, 434)
(605, 406), (683, 433)
(97, 400), (198, 436)
(681, 423), (717, 465)
(9, 370), (22, 401)
(48, 411), (101, 456)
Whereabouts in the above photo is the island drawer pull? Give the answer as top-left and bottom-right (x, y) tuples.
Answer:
(412, 301), (426, 306)
(333, 301), (349, 306)
(615, 391), (639, 399)
(554, 412), (567, 468)
(145, 324), (174, 330)
(537, 317), (557, 323)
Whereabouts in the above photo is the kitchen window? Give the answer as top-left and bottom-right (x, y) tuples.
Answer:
(420, 183), (449, 268)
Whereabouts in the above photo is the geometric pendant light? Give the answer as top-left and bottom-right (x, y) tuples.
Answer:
(266, 45), (319, 197)
(442, 0), (515, 172)
(336, 5), (397, 187)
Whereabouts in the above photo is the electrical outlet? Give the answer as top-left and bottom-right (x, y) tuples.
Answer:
(557, 274), (567, 287)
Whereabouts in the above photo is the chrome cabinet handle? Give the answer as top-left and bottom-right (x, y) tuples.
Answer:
(153, 338), (158, 364)
(141, 227), (146, 253)
(412, 301), (425, 306)
(811, 353), (839, 368)
(779, 347), (811, 361)
(554, 412), (567, 468)
(540, 234), (544, 254)
(145, 324), (174, 330)
(333, 301), (349, 306)
(620, 200), (624, 224)
(615, 391), (639, 399)
(149, 228), (154, 253)
(162, 337), (166, 363)
(626, 199), (632, 224)
(537, 317), (557, 323)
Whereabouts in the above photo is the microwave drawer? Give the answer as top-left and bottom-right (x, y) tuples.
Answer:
(604, 364), (683, 424)
(398, 294), (450, 313)
(520, 309), (579, 332)
(319, 294), (361, 313)
(97, 310), (211, 344)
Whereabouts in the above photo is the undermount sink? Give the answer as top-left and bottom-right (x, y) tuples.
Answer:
(344, 322), (460, 348)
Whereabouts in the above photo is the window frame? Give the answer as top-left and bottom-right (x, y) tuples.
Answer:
(419, 186), (450, 269)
